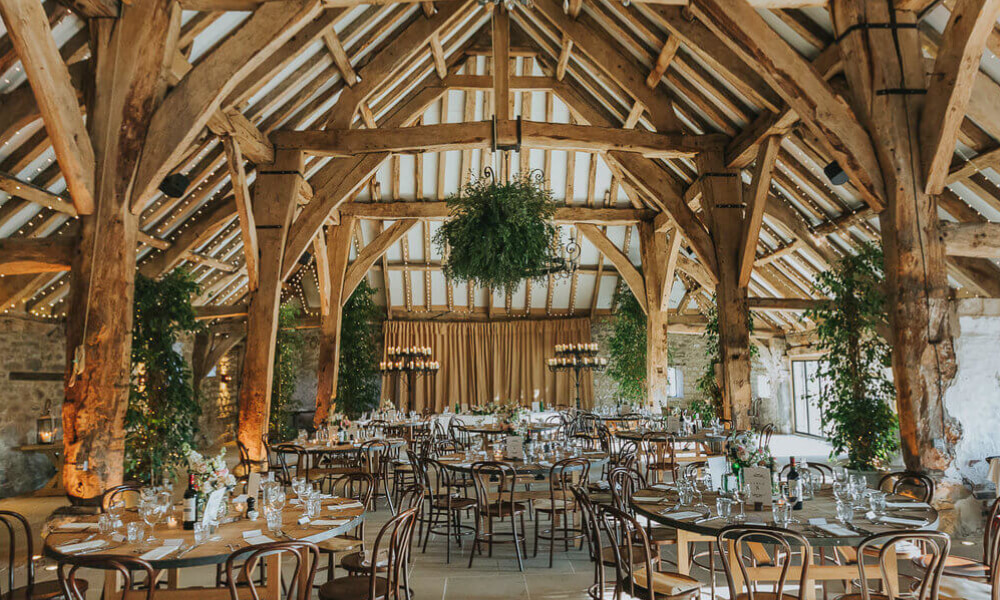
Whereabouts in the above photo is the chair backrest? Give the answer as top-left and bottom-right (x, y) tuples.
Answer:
(983, 497), (1000, 578)
(330, 472), (376, 510)
(102, 484), (142, 512)
(0, 510), (34, 596)
(549, 457), (590, 509)
(470, 461), (518, 515)
(365, 504), (421, 600)
(237, 440), (253, 477)
(878, 471), (935, 503)
(682, 460), (708, 481)
(274, 444), (308, 481)
(758, 423), (774, 450)
(397, 483), (426, 513)
(717, 525), (811, 600)
(855, 531), (950, 600)
(358, 439), (391, 476)
(608, 466), (646, 513)
(225, 541), (318, 600)
(600, 505), (657, 598)
(570, 484), (603, 556)
(58, 556), (156, 600)
(615, 441), (640, 471)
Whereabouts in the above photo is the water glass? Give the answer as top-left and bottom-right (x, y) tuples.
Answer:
(306, 493), (322, 519)
(832, 480), (848, 503)
(772, 501), (790, 526)
(836, 500), (854, 525)
(716, 497), (733, 523)
(98, 514), (116, 537)
(677, 484), (694, 506)
(193, 522), (208, 545)
(868, 491), (887, 517)
(126, 522), (146, 545)
(265, 507), (283, 532)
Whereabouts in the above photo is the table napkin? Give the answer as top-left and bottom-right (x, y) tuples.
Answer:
(55, 522), (98, 532)
(327, 501), (364, 510)
(301, 529), (341, 544)
(311, 519), (350, 527)
(809, 519), (855, 537)
(140, 545), (180, 561)
(244, 534), (277, 545)
(877, 515), (928, 527)
(56, 539), (107, 554)
(886, 501), (931, 509)
(632, 496), (664, 503)
(651, 483), (673, 491)
(658, 510), (701, 520)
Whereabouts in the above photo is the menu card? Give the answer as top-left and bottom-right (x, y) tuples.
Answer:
(202, 489), (226, 526)
(707, 456), (728, 490)
(666, 416), (681, 433)
(247, 472), (261, 500)
(743, 466), (772, 508)
(531, 401), (540, 412)
(506, 435), (524, 459)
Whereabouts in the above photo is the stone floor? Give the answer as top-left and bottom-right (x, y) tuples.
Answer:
(0, 435), (986, 599)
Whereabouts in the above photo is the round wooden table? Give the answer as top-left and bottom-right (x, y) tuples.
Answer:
(631, 485), (939, 600)
(436, 449), (608, 476)
(613, 429), (727, 445)
(290, 437), (407, 455)
(458, 423), (560, 437)
(44, 497), (365, 599)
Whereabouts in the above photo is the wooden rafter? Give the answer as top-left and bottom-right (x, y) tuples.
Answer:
(221, 136), (261, 291)
(738, 135), (781, 287)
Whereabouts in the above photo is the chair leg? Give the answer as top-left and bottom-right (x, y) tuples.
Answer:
(533, 511), (540, 558)
(468, 510), (480, 569)
(512, 515), (524, 572)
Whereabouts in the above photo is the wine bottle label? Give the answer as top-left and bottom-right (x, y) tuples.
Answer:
(183, 498), (196, 521)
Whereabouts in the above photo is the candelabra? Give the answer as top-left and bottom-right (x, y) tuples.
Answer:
(546, 343), (608, 410)
(379, 346), (440, 414)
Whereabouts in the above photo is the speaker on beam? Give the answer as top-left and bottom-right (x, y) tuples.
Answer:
(823, 161), (849, 186)
(159, 173), (190, 198)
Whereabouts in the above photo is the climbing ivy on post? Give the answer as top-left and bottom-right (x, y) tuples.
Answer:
(696, 298), (757, 420)
(337, 279), (383, 418)
(126, 270), (202, 483)
(607, 284), (646, 405)
(270, 303), (305, 442)
(805, 242), (898, 471)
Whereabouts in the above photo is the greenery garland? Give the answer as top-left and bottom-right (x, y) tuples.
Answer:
(695, 298), (758, 420)
(336, 279), (383, 418)
(126, 270), (202, 483)
(270, 302), (305, 442)
(434, 170), (559, 295)
(805, 242), (897, 470)
(607, 284), (647, 405)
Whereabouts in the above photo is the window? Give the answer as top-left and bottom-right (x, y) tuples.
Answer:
(667, 367), (683, 398)
(791, 360), (829, 437)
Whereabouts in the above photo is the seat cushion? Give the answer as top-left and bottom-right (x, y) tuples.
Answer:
(938, 575), (994, 600)
(534, 498), (574, 512)
(317, 534), (363, 554)
(318, 575), (388, 600)
(631, 567), (700, 597)
(2, 579), (84, 600)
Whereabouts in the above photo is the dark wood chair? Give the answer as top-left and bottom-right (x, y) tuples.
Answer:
(359, 439), (395, 514)
(916, 497), (1000, 583)
(57, 555), (147, 600)
(718, 524), (810, 600)
(878, 471), (935, 503)
(3, 510), (84, 600)
(534, 457), (590, 568)
(641, 432), (679, 485)
(418, 457), (475, 563)
(224, 540), (318, 600)
(602, 506), (700, 599)
(836, 531), (951, 600)
(468, 461), (529, 571)
(318, 502), (421, 600)
(101, 483), (141, 512)
(608, 467), (677, 551)
(316, 472), (375, 583)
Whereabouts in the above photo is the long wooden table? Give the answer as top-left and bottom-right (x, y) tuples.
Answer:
(44, 497), (365, 599)
(631, 485), (939, 600)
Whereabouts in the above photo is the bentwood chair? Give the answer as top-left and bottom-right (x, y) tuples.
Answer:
(607, 467), (677, 552)
(57, 556), (146, 600)
(938, 536), (999, 600)
(917, 497), (1000, 583)
(101, 484), (141, 512)
(835, 531), (951, 600)
(319, 502), (422, 600)
(468, 461), (529, 571)
(359, 439), (396, 514)
(641, 432), (680, 485)
(602, 505), (700, 599)
(316, 472), (375, 583)
(535, 457), (590, 567)
(718, 524), (811, 600)
(879, 471), (935, 504)
(419, 458), (476, 562)
(225, 541), (319, 600)
(4, 510), (84, 600)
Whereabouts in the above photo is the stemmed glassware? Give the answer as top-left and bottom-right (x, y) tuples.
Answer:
(139, 492), (168, 542)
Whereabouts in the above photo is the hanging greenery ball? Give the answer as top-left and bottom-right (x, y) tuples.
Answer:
(434, 169), (559, 296)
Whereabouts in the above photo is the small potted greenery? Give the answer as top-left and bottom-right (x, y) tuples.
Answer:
(805, 242), (898, 481)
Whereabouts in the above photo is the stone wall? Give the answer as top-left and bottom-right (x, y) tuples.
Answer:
(0, 317), (67, 497)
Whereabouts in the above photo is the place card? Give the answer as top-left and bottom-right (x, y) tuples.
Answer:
(506, 435), (524, 459)
(875, 515), (928, 527)
(328, 501), (364, 510)
(244, 534), (276, 545)
(810, 519), (856, 538)
(298, 516), (311, 525)
(162, 539), (184, 546)
(651, 483), (673, 491)
(243, 529), (264, 539)
(744, 467), (772, 509)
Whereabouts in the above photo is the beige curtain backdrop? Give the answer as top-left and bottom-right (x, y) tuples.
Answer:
(380, 319), (594, 413)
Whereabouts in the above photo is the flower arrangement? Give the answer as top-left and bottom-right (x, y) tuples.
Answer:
(183, 446), (236, 493)
(327, 411), (351, 430)
(378, 397), (396, 414)
(471, 402), (499, 416)
(725, 431), (773, 470)
(495, 401), (527, 427)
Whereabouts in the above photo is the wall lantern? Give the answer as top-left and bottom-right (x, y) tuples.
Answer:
(37, 400), (55, 445)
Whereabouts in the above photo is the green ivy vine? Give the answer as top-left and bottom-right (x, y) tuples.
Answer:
(337, 279), (383, 418)
(126, 270), (202, 483)
(805, 242), (898, 471)
(270, 302), (305, 442)
(434, 171), (559, 295)
(695, 298), (758, 419)
(607, 284), (647, 405)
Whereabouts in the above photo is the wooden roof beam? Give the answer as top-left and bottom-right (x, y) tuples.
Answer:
(0, 0), (95, 214)
(738, 135), (780, 287)
(338, 201), (655, 223)
(0, 238), (74, 276)
(578, 223), (647, 314)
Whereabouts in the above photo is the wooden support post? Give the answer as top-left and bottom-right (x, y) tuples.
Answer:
(237, 150), (304, 468)
(638, 222), (671, 409)
(698, 150), (752, 429)
(62, 0), (180, 502)
(314, 216), (355, 427)
(833, 1), (958, 471)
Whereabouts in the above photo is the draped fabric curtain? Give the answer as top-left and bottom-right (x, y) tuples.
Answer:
(380, 319), (594, 413)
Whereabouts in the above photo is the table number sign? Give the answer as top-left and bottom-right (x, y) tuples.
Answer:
(707, 456), (728, 491)
(666, 416), (681, 434)
(506, 435), (524, 459)
(202, 489), (226, 526)
(744, 467), (772, 510)
(531, 401), (540, 413)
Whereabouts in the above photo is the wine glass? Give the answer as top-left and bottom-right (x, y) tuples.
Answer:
(140, 501), (164, 542)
